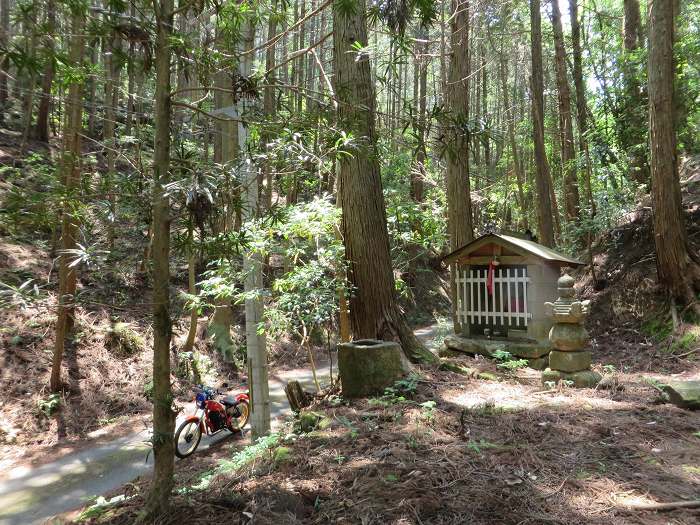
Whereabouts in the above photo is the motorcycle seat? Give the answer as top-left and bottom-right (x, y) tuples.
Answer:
(222, 396), (237, 407)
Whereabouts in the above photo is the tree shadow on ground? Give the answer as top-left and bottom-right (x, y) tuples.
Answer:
(74, 370), (699, 525)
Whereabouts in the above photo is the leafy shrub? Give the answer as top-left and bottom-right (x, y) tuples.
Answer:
(37, 394), (61, 417)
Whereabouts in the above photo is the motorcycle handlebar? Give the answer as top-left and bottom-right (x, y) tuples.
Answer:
(194, 385), (224, 396)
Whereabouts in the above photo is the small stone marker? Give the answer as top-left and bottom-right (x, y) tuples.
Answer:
(541, 274), (601, 388)
(661, 380), (700, 410)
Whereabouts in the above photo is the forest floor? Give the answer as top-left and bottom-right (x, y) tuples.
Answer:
(53, 351), (699, 525)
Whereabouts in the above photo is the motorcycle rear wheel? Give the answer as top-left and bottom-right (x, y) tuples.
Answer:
(175, 420), (202, 458)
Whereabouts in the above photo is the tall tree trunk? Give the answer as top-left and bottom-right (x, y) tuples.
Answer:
(20, 9), (38, 153)
(569, 0), (595, 215)
(529, 0), (555, 246)
(34, 0), (55, 142)
(332, 0), (435, 363)
(0, 0), (10, 124)
(623, 0), (648, 184)
(647, 0), (700, 305)
(50, 8), (86, 393)
(551, 0), (580, 225)
(498, 53), (527, 229)
(208, 20), (240, 363)
(412, 25), (428, 203)
(239, 19), (272, 438)
(125, 3), (137, 136)
(263, 0), (278, 210)
(446, 0), (474, 332)
(103, 2), (122, 250)
(86, 42), (98, 138)
(142, 0), (176, 516)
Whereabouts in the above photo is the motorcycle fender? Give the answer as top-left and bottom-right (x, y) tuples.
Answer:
(236, 392), (249, 403)
(184, 415), (205, 433)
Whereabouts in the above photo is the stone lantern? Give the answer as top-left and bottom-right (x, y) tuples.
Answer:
(541, 274), (601, 388)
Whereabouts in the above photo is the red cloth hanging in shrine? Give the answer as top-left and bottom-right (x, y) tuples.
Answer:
(487, 260), (496, 296)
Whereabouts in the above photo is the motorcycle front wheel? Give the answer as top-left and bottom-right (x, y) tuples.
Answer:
(174, 419), (202, 458)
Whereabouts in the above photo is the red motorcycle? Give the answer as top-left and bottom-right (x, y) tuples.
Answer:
(174, 385), (250, 458)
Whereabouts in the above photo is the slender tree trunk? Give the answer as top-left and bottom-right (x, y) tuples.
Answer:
(647, 0), (700, 305)
(498, 53), (527, 229)
(440, 0), (448, 94)
(0, 0), (10, 125)
(34, 0), (55, 142)
(142, 0), (176, 517)
(103, 3), (122, 250)
(529, 0), (555, 246)
(569, 0), (595, 215)
(332, 0), (435, 363)
(446, 0), (474, 332)
(125, 3), (137, 136)
(50, 9), (86, 393)
(480, 41), (489, 170)
(20, 9), (38, 153)
(263, 0), (278, 210)
(239, 19), (271, 437)
(623, 0), (648, 184)
(551, 0), (580, 225)
(87, 41), (98, 138)
(412, 25), (428, 203)
(182, 217), (198, 354)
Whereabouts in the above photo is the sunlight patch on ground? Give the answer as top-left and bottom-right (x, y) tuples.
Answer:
(442, 381), (638, 411)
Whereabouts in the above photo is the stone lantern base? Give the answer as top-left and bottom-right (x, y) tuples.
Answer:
(542, 368), (601, 388)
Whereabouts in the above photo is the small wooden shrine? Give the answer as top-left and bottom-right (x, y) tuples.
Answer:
(442, 233), (583, 360)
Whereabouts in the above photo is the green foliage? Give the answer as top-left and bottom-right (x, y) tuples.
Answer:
(384, 373), (419, 398)
(641, 318), (674, 342)
(0, 278), (42, 310)
(106, 322), (145, 357)
(492, 349), (528, 371)
(77, 494), (131, 522)
(143, 378), (154, 401)
(220, 432), (283, 473)
(37, 394), (61, 418)
(670, 326), (700, 354)
(369, 373), (421, 407)
(466, 439), (499, 454)
(418, 400), (436, 423)
(273, 446), (292, 463)
(0, 154), (57, 236)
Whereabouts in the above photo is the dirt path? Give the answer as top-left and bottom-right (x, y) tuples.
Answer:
(0, 325), (446, 525)
(0, 365), (333, 525)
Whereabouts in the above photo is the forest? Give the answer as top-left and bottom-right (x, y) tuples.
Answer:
(0, 0), (699, 523)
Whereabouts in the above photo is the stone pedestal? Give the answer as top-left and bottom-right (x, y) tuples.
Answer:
(338, 339), (411, 398)
(542, 275), (600, 388)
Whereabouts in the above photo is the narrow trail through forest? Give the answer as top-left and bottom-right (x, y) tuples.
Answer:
(0, 367), (330, 525)
(0, 326), (444, 525)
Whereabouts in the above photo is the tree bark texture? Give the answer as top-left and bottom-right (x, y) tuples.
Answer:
(332, 0), (435, 364)
(34, 0), (56, 142)
(50, 9), (86, 393)
(623, 0), (648, 184)
(551, 0), (580, 225)
(529, 0), (555, 246)
(143, 0), (176, 516)
(0, 0), (10, 123)
(240, 19), (272, 438)
(568, 0), (595, 215)
(446, 0), (474, 332)
(647, 0), (700, 303)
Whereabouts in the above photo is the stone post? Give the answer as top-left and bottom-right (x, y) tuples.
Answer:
(541, 274), (601, 388)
